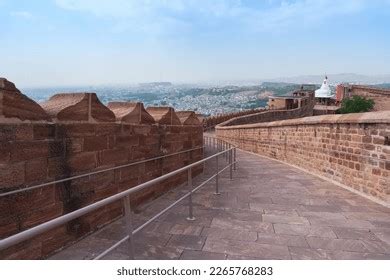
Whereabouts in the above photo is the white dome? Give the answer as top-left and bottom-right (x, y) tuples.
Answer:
(315, 76), (334, 98)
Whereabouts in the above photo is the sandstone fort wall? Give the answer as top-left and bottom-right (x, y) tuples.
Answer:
(337, 84), (390, 111)
(216, 111), (390, 205)
(0, 78), (203, 259)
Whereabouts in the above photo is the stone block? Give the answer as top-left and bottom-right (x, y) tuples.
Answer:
(107, 102), (155, 124)
(0, 162), (25, 190)
(98, 148), (128, 167)
(83, 136), (108, 151)
(20, 202), (63, 230)
(0, 77), (50, 121)
(146, 106), (181, 125)
(40, 92), (115, 122)
(0, 125), (33, 141)
(66, 152), (96, 173)
(25, 158), (48, 183)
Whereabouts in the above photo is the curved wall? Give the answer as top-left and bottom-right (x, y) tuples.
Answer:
(216, 111), (390, 205)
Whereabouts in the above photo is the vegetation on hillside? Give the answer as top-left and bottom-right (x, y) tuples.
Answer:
(338, 96), (375, 114)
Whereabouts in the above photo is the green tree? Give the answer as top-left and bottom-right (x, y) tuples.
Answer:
(339, 96), (375, 114)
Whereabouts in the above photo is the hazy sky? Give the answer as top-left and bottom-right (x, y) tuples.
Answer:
(1, 0), (390, 87)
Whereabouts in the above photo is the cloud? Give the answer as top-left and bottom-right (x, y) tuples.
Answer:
(54, 0), (388, 34)
(244, 0), (366, 32)
(10, 11), (34, 20)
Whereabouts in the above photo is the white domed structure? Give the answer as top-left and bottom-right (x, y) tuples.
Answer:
(315, 76), (334, 98)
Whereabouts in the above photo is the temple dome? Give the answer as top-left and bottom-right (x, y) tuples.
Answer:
(315, 76), (334, 98)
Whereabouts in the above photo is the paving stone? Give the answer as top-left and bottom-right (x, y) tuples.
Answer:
(250, 203), (300, 212)
(263, 210), (298, 216)
(274, 224), (336, 239)
(49, 148), (390, 260)
(308, 217), (374, 229)
(360, 239), (390, 254)
(330, 250), (390, 260)
(306, 237), (368, 253)
(49, 237), (116, 260)
(332, 227), (380, 241)
(256, 233), (309, 247)
(210, 217), (274, 233)
(133, 244), (183, 260)
(180, 250), (226, 260)
(169, 224), (203, 236)
(201, 227), (257, 242)
(372, 229), (390, 245)
(226, 254), (269, 260)
(167, 235), (206, 250)
(203, 238), (291, 260)
(262, 214), (310, 225)
(216, 209), (263, 222)
(289, 247), (332, 260)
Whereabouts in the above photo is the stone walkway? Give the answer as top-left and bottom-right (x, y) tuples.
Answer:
(50, 149), (390, 260)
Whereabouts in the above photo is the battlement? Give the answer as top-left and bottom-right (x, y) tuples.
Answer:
(0, 78), (203, 259)
(203, 108), (266, 130)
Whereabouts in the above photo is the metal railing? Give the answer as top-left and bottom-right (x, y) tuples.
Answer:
(0, 136), (237, 260)
(0, 146), (205, 197)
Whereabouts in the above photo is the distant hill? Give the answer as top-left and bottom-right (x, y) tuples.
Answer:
(266, 73), (390, 85)
(372, 83), (390, 89)
(139, 82), (172, 87)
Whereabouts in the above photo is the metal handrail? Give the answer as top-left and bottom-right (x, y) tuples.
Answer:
(0, 146), (205, 197)
(0, 136), (237, 260)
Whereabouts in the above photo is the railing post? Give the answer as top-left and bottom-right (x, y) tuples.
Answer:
(214, 155), (220, 195)
(187, 167), (195, 221)
(225, 143), (228, 162)
(233, 147), (237, 170)
(229, 149), (233, 180)
(123, 195), (135, 260)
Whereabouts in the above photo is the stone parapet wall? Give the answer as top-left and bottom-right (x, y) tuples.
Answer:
(338, 84), (390, 111)
(203, 108), (266, 130)
(216, 111), (390, 205)
(0, 78), (203, 259)
(218, 94), (315, 127)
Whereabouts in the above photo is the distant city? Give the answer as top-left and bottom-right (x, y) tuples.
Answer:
(22, 74), (390, 116)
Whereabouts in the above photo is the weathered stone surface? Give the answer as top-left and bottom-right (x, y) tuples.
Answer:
(167, 235), (206, 250)
(273, 224), (337, 238)
(107, 102), (155, 124)
(40, 92), (115, 122)
(176, 111), (201, 125)
(0, 77), (50, 121)
(203, 238), (291, 259)
(146, 106), (181, 125)
(169, 224), (203, 236)
(201, 227), (257, 242)
(180, 250), (226, 260)
(49, 148), (390, 260)
(256, 233), (309, 247)
(195, 114), (204, 124)
(0, 120), (204, 259)
(216, 110), (390, 205)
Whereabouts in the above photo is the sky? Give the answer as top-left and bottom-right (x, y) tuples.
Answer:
(1, 0), (390, 87)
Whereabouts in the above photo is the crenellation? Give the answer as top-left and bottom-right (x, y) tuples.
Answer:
(146, 106), (181, 125)
(40, 93), (115, 122)
(107, 101), (155, 124)
(0, 78), (203, 259)
(176, 111), (202, 125)
(0, 78), (51, 122)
